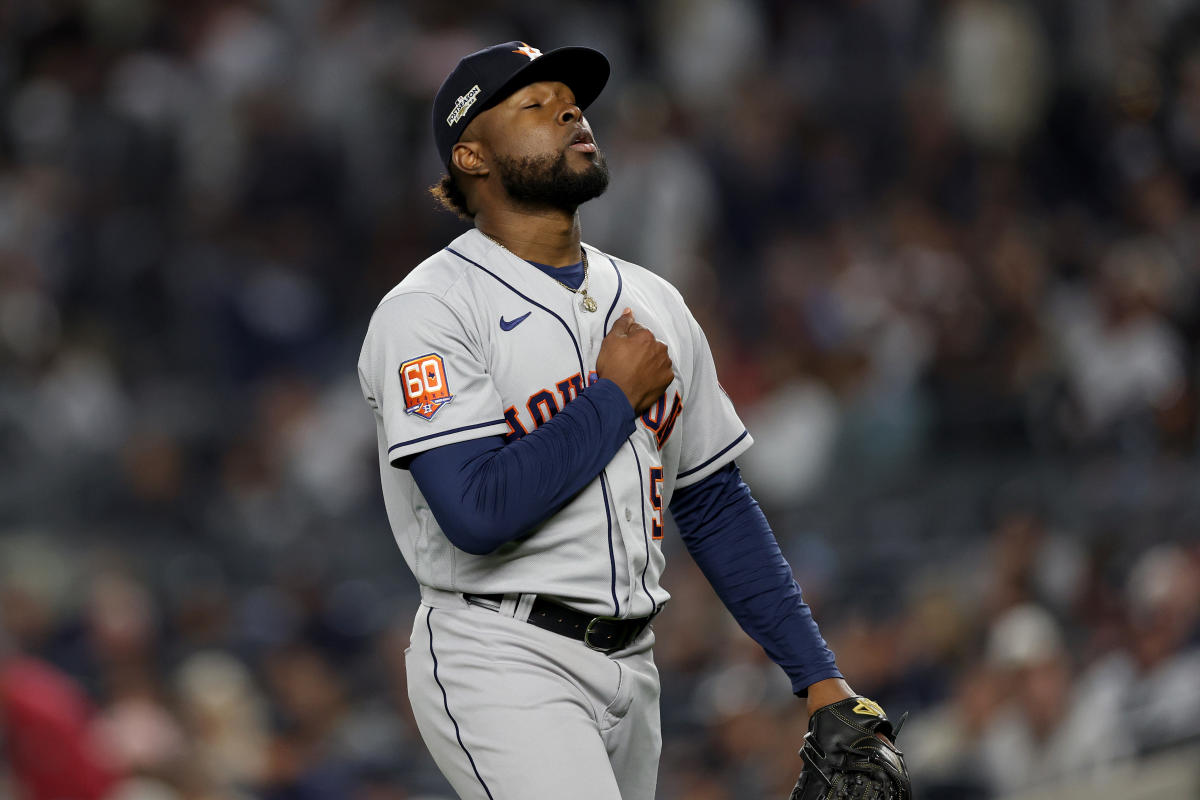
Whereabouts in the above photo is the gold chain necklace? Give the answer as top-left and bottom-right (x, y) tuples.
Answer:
(481, 231), (598, 313)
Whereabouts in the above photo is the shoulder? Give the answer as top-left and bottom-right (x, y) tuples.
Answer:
(368, 230), (495, 320)
(360, 244), (488, 356)
(379, 246), (473, 307)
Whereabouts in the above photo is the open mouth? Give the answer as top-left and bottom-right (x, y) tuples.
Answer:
(569, 130), (597, 153)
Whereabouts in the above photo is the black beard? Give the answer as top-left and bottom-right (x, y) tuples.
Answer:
(494, 149), (610, 212)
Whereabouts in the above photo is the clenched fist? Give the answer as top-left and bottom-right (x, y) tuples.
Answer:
(596, 308), (674, 414)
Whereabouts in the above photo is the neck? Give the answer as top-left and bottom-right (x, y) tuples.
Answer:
(476, 206), (582, 267)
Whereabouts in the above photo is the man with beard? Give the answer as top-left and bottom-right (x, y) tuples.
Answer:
(357, 42), (907, 799)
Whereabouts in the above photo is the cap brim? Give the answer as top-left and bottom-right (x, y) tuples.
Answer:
(487, 46), (610, 114)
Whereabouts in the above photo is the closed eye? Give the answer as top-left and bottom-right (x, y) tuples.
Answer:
(523, 102), (541, 109)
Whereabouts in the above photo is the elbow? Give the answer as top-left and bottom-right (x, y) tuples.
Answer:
(452, 532), (502, 556)
(448, 536), (499, 557)
(435, 512), (514, 556)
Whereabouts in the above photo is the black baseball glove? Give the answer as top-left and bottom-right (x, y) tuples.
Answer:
(789, 696), (911, 800)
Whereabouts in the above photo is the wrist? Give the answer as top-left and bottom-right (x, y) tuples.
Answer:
(804, 677), (856, 716)
(591, 377), (637, 419)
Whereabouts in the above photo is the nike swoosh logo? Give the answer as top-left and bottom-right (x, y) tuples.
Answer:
(499, 311), (532, 331)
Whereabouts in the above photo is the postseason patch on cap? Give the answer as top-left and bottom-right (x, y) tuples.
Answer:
(446, 85), (481, 127)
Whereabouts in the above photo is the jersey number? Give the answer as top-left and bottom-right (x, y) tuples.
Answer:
(649, 466), (664, 540)
(400, 354), (453, 421)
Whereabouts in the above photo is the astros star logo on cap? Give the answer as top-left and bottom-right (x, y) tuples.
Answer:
(512, 43), (543, 60)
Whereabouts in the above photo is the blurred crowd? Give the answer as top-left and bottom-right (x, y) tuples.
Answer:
(2, 0), (1200, 798)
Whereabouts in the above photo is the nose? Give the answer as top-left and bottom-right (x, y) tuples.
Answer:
(557, 103), (580, 125)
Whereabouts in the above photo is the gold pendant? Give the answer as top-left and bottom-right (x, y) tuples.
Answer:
(582, 295), (598, 313)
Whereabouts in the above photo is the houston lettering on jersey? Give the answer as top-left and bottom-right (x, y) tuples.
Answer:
(504, 371), (682, 451)
(640, 391), (683, 450)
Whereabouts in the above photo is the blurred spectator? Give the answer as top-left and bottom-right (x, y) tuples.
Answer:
(941, 0), (1050, 151)
(1074, 545), (1200, 756)
(174, 651), (269, 791)
(1052, 238), (1188, 444)
(978, 604), (1130, 795)
(0, 635), (123, 800)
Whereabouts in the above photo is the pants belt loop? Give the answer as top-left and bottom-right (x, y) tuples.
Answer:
(498, 593), (522, 619)
(514, 593), (537, 623)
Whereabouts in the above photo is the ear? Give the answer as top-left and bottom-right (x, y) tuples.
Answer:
(451, 141), (488, 178)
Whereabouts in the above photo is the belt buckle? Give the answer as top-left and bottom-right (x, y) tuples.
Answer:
(584, 615), (649, 654)
(583, 616), (626, 654)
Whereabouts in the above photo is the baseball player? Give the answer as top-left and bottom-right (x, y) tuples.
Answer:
(358, 42), (910, 800)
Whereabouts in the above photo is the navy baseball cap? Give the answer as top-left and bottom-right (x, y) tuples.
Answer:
(433, 41), (610, 167)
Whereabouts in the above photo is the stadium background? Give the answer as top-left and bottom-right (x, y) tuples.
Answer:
(2, 0), (1200, 798)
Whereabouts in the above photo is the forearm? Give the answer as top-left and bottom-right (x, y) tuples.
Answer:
(410, 378), (637, 554)
(671, 463), (841, 695)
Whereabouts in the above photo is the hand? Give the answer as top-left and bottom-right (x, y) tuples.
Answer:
(789, 694), (911, 800)
(806, 678), (892, 747)
(596, 308), (674, 415)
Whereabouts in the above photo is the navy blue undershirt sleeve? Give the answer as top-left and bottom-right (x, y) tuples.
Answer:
(408, 378), (636, 555)
(670, 462), (842, 695)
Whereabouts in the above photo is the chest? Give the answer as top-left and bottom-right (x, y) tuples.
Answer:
(476, 278), (686, 444)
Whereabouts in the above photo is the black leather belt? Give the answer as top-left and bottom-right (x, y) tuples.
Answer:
(463, 593), (655, 655)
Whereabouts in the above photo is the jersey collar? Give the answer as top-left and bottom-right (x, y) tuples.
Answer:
(451, 228), (619, 323)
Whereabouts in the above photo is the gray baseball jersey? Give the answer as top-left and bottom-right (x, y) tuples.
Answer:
(357, 228), (752, 618)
